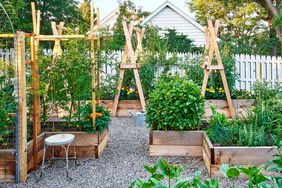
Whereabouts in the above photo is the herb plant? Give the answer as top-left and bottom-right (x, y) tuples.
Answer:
(206, 106), (234, 146)
(146, 75), (205, 131)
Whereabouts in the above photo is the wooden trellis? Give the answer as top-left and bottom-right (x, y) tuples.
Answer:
(0, 1), (102, 182)
(201, 20), (235, 118)
(112, 21), (146, 117)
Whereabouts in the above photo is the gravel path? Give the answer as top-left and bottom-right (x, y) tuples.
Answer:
(2, 118), (247, 188)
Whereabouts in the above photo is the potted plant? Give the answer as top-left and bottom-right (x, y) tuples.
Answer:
(146, 75), (205, 156)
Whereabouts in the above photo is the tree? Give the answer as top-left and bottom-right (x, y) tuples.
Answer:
(188, 0), (274, 54)
(1, 0), (84, 35)
(252, 0), (282, 55)
(107, 0), (149, 50)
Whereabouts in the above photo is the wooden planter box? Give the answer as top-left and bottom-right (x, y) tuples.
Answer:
(0, 149), (15, 183)
(27, 129), (109, 173)
(202, 132), (276, 178)
(149, 130), (203, 157)
(101, 99), (255, 118)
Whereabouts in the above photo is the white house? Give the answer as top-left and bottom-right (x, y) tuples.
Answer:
(141, 1), (205, 46)
(100, 8), (119, 30)
(100, 1), (206, 46)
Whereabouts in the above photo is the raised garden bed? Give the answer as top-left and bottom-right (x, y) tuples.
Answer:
(0, 149), (15, 182)
(202, 132), (276, 178)
(26, 129), (109, 173)
(101, 99), (255, 117)
(149, 130), (203, 157)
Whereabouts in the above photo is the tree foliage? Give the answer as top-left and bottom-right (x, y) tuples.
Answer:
(188, 0), (279, 55)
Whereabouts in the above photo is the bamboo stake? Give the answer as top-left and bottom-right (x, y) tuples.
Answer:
(90, 1), (96, 128)
(97, 7), (101, 105)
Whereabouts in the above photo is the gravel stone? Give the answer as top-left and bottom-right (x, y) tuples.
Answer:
(1, 118), (247, 188)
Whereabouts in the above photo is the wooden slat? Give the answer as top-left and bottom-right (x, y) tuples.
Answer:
(95, 132), (109, 158)
(149, 145), (202, 157)
(213, 146), (276, 165)
(152, 131), (203, 146)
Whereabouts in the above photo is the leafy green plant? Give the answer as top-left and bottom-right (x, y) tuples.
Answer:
(130, 159), (219, 188)
(0, 77), (16, 148)
(74, 104), (111, 133)
(146, 75), (205, 131)
(206, 106), (234, 146)
(221, 142), (282, 187)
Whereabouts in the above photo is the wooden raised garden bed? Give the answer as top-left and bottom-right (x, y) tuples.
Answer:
(149, 130), (203, 157)
(202, 132), (276, 178)
(0, 149), (16, 182)
(100, 99), (255, 117)
(27, 129), (109, 173)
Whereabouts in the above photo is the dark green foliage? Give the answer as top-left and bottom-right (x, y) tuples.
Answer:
(206, 81), (282, 147)
(206, 106), (234, 146)
(130, 159), (220, 188)
(183, 43), (238, 100)
(0, 77), (16, 148)
(146, 75), (205, 131)
(74, 105), (111, 133)
(0, 0), (84, 35)
(38, 31), (91, 125)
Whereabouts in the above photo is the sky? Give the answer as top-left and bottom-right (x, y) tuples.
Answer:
(79, 0), (191, 19)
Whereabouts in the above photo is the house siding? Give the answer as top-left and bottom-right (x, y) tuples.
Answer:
(147, 6), (205, 46)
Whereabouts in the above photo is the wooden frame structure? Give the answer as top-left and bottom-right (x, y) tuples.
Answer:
(112, 21), (146, 117)
(0, 1), (102, 182)
(201, 20), (235, 118)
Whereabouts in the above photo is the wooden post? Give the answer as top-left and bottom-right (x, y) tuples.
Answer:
(201, 20), (235, 118)
(51, 21), (64, 58)
(112, 21), (146, 117)
(96, 7), (101, 105)
(31, 2), (41, 169)
(90, 1), (96, 127)
(16, 31), (27, 182)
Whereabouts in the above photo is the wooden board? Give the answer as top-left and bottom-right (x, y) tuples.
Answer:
(0, 150), (15, 182)
(213, 146), (276, 165)
(149, 131), (203, 157)
(149, 145), (202, 157)
(202, 132), (213, 176)
(151, 131), (203, 146)
(95, 132), (109, 158)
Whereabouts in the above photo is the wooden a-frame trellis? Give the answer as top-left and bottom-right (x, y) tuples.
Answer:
(201, 20), (235, 118)
(112, 21), (146, 117)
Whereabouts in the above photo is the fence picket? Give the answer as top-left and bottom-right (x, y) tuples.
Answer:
(0, 49), (282, 91)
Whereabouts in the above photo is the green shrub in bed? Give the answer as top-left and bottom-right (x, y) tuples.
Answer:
(146, 75), (205, 131)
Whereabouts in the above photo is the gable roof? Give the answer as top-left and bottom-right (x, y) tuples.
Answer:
(141, 1), (204, 32)
(100, 8), (119, 28)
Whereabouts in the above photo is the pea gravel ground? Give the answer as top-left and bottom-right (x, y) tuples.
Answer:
(2, 118), (247, 188)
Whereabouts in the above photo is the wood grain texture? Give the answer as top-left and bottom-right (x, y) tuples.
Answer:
(151, 131), (203, 146)
(149, 145), (202, 157)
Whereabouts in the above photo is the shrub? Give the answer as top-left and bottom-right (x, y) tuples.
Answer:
(146, 75), (205, 131)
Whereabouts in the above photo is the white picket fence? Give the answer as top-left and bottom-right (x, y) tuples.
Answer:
(1, 49), (282, 91)
(235, 54), (282, 91)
